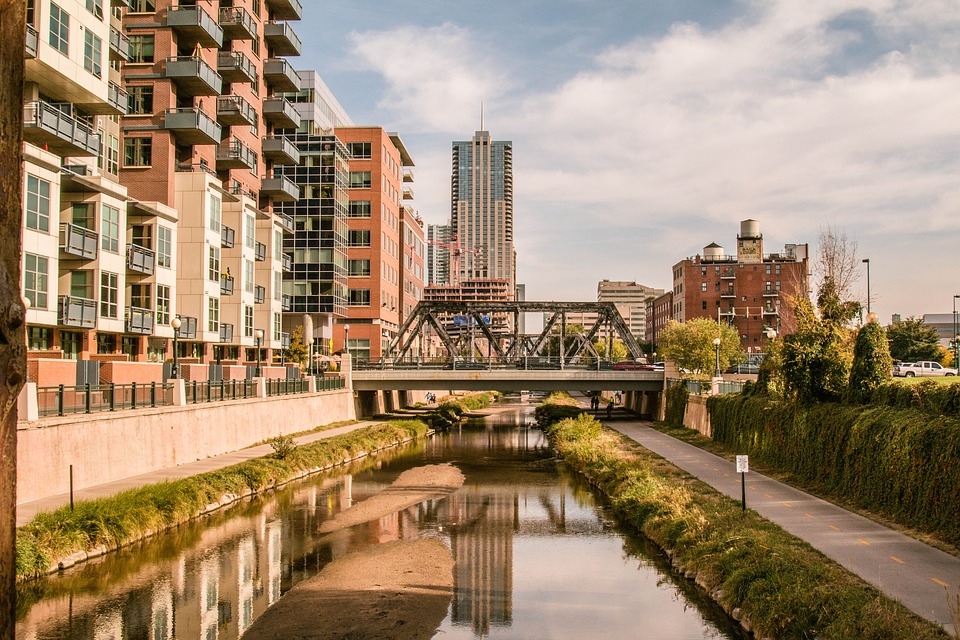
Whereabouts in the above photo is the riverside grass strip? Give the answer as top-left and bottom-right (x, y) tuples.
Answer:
(540, 395), (949, 640)
(708, 394), (960, 549)
(15, 420), (429, 583)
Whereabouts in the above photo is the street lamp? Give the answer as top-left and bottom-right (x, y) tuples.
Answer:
(713, 337), (721, 378)
(170, 316), (181, 378)
(862, 258), (872, 319)
(953, 295), (959, 366)
(344, 324), (350, 354)
(254, 328), (264, 377)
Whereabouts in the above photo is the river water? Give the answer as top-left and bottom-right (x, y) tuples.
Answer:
(17, 398), (746, 640)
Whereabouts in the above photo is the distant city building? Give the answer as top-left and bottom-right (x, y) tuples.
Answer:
(597, 280), (664, 343)
(451, 130), (515, 291)
(424, 278), (514, 335)
(427, 223), (453, 286)
(922, 314), (959, 348)
(669, 219), (810, 351)
(647, 292), (674, 348)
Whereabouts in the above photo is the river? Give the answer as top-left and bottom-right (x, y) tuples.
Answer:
(17, 397), (746, 639)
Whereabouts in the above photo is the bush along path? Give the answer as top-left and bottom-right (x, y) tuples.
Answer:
(539, 395), (950, 639)
(16, 420), (429, 583)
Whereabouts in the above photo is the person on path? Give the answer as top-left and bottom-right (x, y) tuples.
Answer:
(606, 399), (613, 419)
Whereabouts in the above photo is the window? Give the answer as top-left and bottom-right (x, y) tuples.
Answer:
(274, 230), (282, 256)
(127, 86), (153, 114)
(701, 282), (707, 292)
(106, 135), (119, 175)
(49, 4), (69, 55)
(156, 284), (170, 325)
(130, 284), (151, 309)
(348, 201), (371, 218)
(348, 259), (370, 277)
(128, 34), (154, 63)
(273, 271), (281, 300)
(347, 142), (371, 159)
(244, 305), (253, 337)
(348, 230), (370, 246)
(83, 30), (102, 78)
(24, 254), (48, 309)
(244, 260), (254, 293)
(209, 194), (221, 232)
(208, 297), (219, 332)
(244, 214), (255, 248)
(273, 313), (281, 341)
(25, 175), (50, 232)
(124, 137), (152, 167)
(348, 171), (371, 189)
(100, 204), (120, 253)
(85, 0), (103, 19)
(100, 271), (118, 318)
(208, 246), (220, 281)
(157, 226), (172, 268)
(348, 289), (370, 306)
(129, 0), (155, 11)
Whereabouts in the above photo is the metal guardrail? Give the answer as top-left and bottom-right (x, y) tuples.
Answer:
(265, 377), (309, 396)
(666, 377), (747, 395)
(185, 379), (255, 403)
(314, 375), (346, 391)
(38, 383), (173, 417)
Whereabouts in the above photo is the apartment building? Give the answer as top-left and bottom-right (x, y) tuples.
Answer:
(597, 280), (664, 343)
(21, 0), (304, 384)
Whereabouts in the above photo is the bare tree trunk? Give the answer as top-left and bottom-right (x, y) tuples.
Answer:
(0, 1), (26, 638)
(814, 225), (861, 301)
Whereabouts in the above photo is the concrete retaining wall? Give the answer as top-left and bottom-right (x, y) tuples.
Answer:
(17, 389), (356, 504)
(683, 394), (711, 437)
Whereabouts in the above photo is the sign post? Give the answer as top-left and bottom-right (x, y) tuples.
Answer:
(736, 455), (749, 512)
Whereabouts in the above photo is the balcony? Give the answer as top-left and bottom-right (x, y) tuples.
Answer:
(402, 186), (414, 200)
(164, 108), (222, 146)
(217, 139), (258, 171)
(254, 241), (266, 262)
(260, 174), (299, 202)
(263, 21), (301, 56)
(23, 100), (99, 157)
(219, 323), (234, 343)
(166, 5), (223, 49)
(165, 56), (223, 97)
(216, 94), (257, 127)
(176, 315), (198, 340)
(221, 225), (235, 249)
(107, 82), (128, 116)
(762, 289), (780, 297)
(25, 24), (38, 59)
(254, 285), (265, 304)
(58, 296), (96, 329)
(58, 223), (98, 260)
(274, 211), (294, 231)
(111, 0), (131, 7)
(720, 290), (736, 299)
(125, 306), (154, 335)
(280, 332), (290, 349)
(720, 269), (736, 279)
(281, 293), (292, 311)
(220, 274), (235, 295)
(763, 307), (779, 316)
(402, 168), (414, 183)
(230, 183), (257, 200)
(262, 96), (298, 129)
(216, 51), (257, 84)
(261, 135), (300, 165)
(127, 244), (156, 275)
(109, 26), (131, 62)
(281, 252), (293, 272)
(219, 7), (257, 41)
(262, 59), (300, 93)
(265, 0), (302, 21)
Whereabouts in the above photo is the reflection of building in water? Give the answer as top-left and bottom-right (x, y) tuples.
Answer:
(447, 490), (515, 634)
(151, 577), (174, 640)
(199, 555), (219, 639)
(237, 535), (256, 634)
(267, 519), (283, 605)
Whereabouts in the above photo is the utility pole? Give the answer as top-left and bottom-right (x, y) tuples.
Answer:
(0, 1), (27, 637)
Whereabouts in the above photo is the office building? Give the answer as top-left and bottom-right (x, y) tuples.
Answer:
(426, 222), (452, 286)
(597, 280), (663, 343)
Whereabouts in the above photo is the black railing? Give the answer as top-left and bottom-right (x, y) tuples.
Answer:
(265, 377), (309, 396)
(37, 382), (173, 416)
(185, 379), (255, 404)
(314, 375), (345, 391)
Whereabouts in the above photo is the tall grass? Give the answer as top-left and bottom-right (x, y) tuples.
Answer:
(16, 420), (428, 582)
(542, 404), (949, 639)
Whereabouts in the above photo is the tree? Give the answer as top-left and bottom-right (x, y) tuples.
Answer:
(592, 338), (628, 363)
(287, 325), (308, 369)
(658, 317), (742, 375)
(848, 321), (893, 403)
(886, 317), (942, 363)
(814, 225), (862, 308)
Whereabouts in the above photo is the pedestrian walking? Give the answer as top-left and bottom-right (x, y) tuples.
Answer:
(606, 399), (613, 419)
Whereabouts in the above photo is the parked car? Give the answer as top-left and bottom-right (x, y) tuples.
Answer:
(892, 362), (910, 377)
(613, 360), (649, 370)
(895, 361), (958, 377)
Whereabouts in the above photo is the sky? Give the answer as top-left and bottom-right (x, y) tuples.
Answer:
(298, 0), (960, 324)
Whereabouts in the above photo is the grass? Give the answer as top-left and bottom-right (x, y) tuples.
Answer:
(15, 419), (428, 583)
(541, 399), (950, 639)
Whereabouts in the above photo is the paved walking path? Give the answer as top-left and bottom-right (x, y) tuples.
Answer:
(607, 418), (959, 633)
(16, 420), (383, 527)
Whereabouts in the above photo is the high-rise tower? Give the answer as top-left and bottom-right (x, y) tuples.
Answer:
(450, 130), (514, 292)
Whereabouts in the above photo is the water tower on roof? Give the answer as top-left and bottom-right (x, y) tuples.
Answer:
(737, 219), (763, 264)
(703, 242), (725, 261)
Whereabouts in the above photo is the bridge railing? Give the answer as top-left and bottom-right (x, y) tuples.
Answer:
(666, 378), (746, 395)
(353, 356), (625, 371)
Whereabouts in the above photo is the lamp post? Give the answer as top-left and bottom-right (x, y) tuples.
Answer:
(170, 316), (181, 378)
(344, 324), (350, 355)
(713, 337), (721, 378)
(953, 295), (959, 367)
(862, 258), (872, 319)
(254, 329), (263, 377)
(22, 296), (31, 348)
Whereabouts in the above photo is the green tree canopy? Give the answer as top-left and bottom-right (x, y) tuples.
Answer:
(592, 338), (628, 362)
(847, 321), (893, 403)
(885, 317), (942, 363)
(658, 317), (742, 375)
(286, 325), (308, 369)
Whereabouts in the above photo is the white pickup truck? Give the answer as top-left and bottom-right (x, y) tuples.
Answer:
(895, 361), (958, 377)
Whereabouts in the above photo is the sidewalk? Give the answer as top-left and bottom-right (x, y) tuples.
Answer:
(16, 420), (382, 527)
(608, 419), (959, 634)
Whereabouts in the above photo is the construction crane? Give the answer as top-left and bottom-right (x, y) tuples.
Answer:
(425, 234), (483, 287)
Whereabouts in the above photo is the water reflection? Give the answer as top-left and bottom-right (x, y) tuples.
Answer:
(17, 402), (746, 640)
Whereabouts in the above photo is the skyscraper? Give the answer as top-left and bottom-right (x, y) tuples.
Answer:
(451, 130), (514, 292)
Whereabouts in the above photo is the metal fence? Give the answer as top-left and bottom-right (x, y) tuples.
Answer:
(314, 375), (345, 391)
(184, 379), (257, 404)
(265, 377), (308, 396)
(38, 382), (174, 417)
(666, 378), (747, 396)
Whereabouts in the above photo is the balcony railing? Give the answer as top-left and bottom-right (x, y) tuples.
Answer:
(166, 5), (223, 48)
(107, 82), (128, 116)
(261, 135), (300, 165)
(263, 21), (302, 56)
(219, 323), (234, 343)
(25, 24), (38, 59)
(109, 26), (131, 61)
(262, 96), (298, 129)
(216, 51), (257, 85)
(165, 56), (223, 97)
(58, 223), (98, 260)
(125, 306), (154, 335)
(265, 0), (302, 21)
(221, 224), (235, 248)
(280, 332), (291, 349)
(260, 173), (299, 202)
(720, 269), (736, 279)
(262, 58), (300, 93)
(126, 244), (156, 275)
(720, 291), (736, 298)
(275, 211), (294, 231)
(176, 315), (198, 340)
(281, 252), (293, 272)
(282, 293), (292, 311)
(58, 295), (96, 329)
(217, 139), (258, 171)
(762, 289), (780, 297)
(254, 241), (266, 262)
(219, 7), (258, 41)
(23, 100), (99, 157)
(216, 94), (257, 127)
(220, 274), (235, 295)
(254, 285), (265, 304)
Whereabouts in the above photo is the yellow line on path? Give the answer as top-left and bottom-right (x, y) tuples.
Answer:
(857, 539), (870, 546)
(932, 578), (950, 588)
(890, 556), (905, 564)
(829, 524), (841, 531)
(803, 513), (814, 519)
(763, 493), (772, 498)
(783, 502), (793, 508)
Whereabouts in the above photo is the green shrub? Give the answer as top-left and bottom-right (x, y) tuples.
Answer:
(664, 383), (689, 426)
(847, 321), (893, 404)
(270, 435), (297, 460)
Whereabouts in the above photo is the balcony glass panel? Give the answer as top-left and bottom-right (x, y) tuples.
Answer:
(58, 296), (97, 329)
(109, 26), (131, 61)
(265, 0), (302, 21)
(23, 100), (99, 157)
(127, 244), (156, 275)
(59, 223), (98, 260)
(126, 306), (155, 335)
(263, 21), (301, 56)
(165, 56), (223, 97)
(254, 285), (265, 304)
(220, 274), (235, 295)
(219, 7), (257, 41)
(164, 108), (222, 146)
(221, 225), (236, 249)
(216, 51), (256, 84)
(166, 5), (223, 48)
(262, 96), (298, 128)
(26, 24), (39, 59)
(219, 323), (234, 343)
(255, 241), (266, 262)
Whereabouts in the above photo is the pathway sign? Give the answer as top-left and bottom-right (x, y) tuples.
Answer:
(736, 455), (749, 473)
(736, 455), (749, 511)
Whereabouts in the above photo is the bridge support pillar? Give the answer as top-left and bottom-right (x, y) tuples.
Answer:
(356, 391), (381, 418)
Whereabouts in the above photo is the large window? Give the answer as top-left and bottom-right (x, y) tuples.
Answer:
(106, 135), (119, 175)
(127, 86), (153, 115)
(128, 34), (154, 63)
(156, 284), (170, 325)
(85, 0), (103, 19)
(157, 226), (172, 268)
(244, 305), (253, 338)
(25, 175), (50, 232)
(49, 3), (69, 56)
(244, 259), (254, 293)
(348, 289), (370, 306)
(347, 142), (371, 159)
(124, 137), (152, 167)
(244, 214), (255, 248)
(130, 283), (151, 309)
(209, 194), (221, 232)
(348, 259), (370, 277)
(348, 230), (371, 247)
(208, 297), (219, 333)
(208, 246), (220, 281)
(100, 204), (120, 253)
(129, 0), (155, 11)
(83, 30), (102, 78)
(100, 271), (118, 318)
(348, 201), (371, 218)
(348, 171), (371, 189)
(24, 254), (48, 309)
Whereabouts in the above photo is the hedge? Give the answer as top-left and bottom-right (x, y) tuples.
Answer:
(664, 382), (689, 427)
